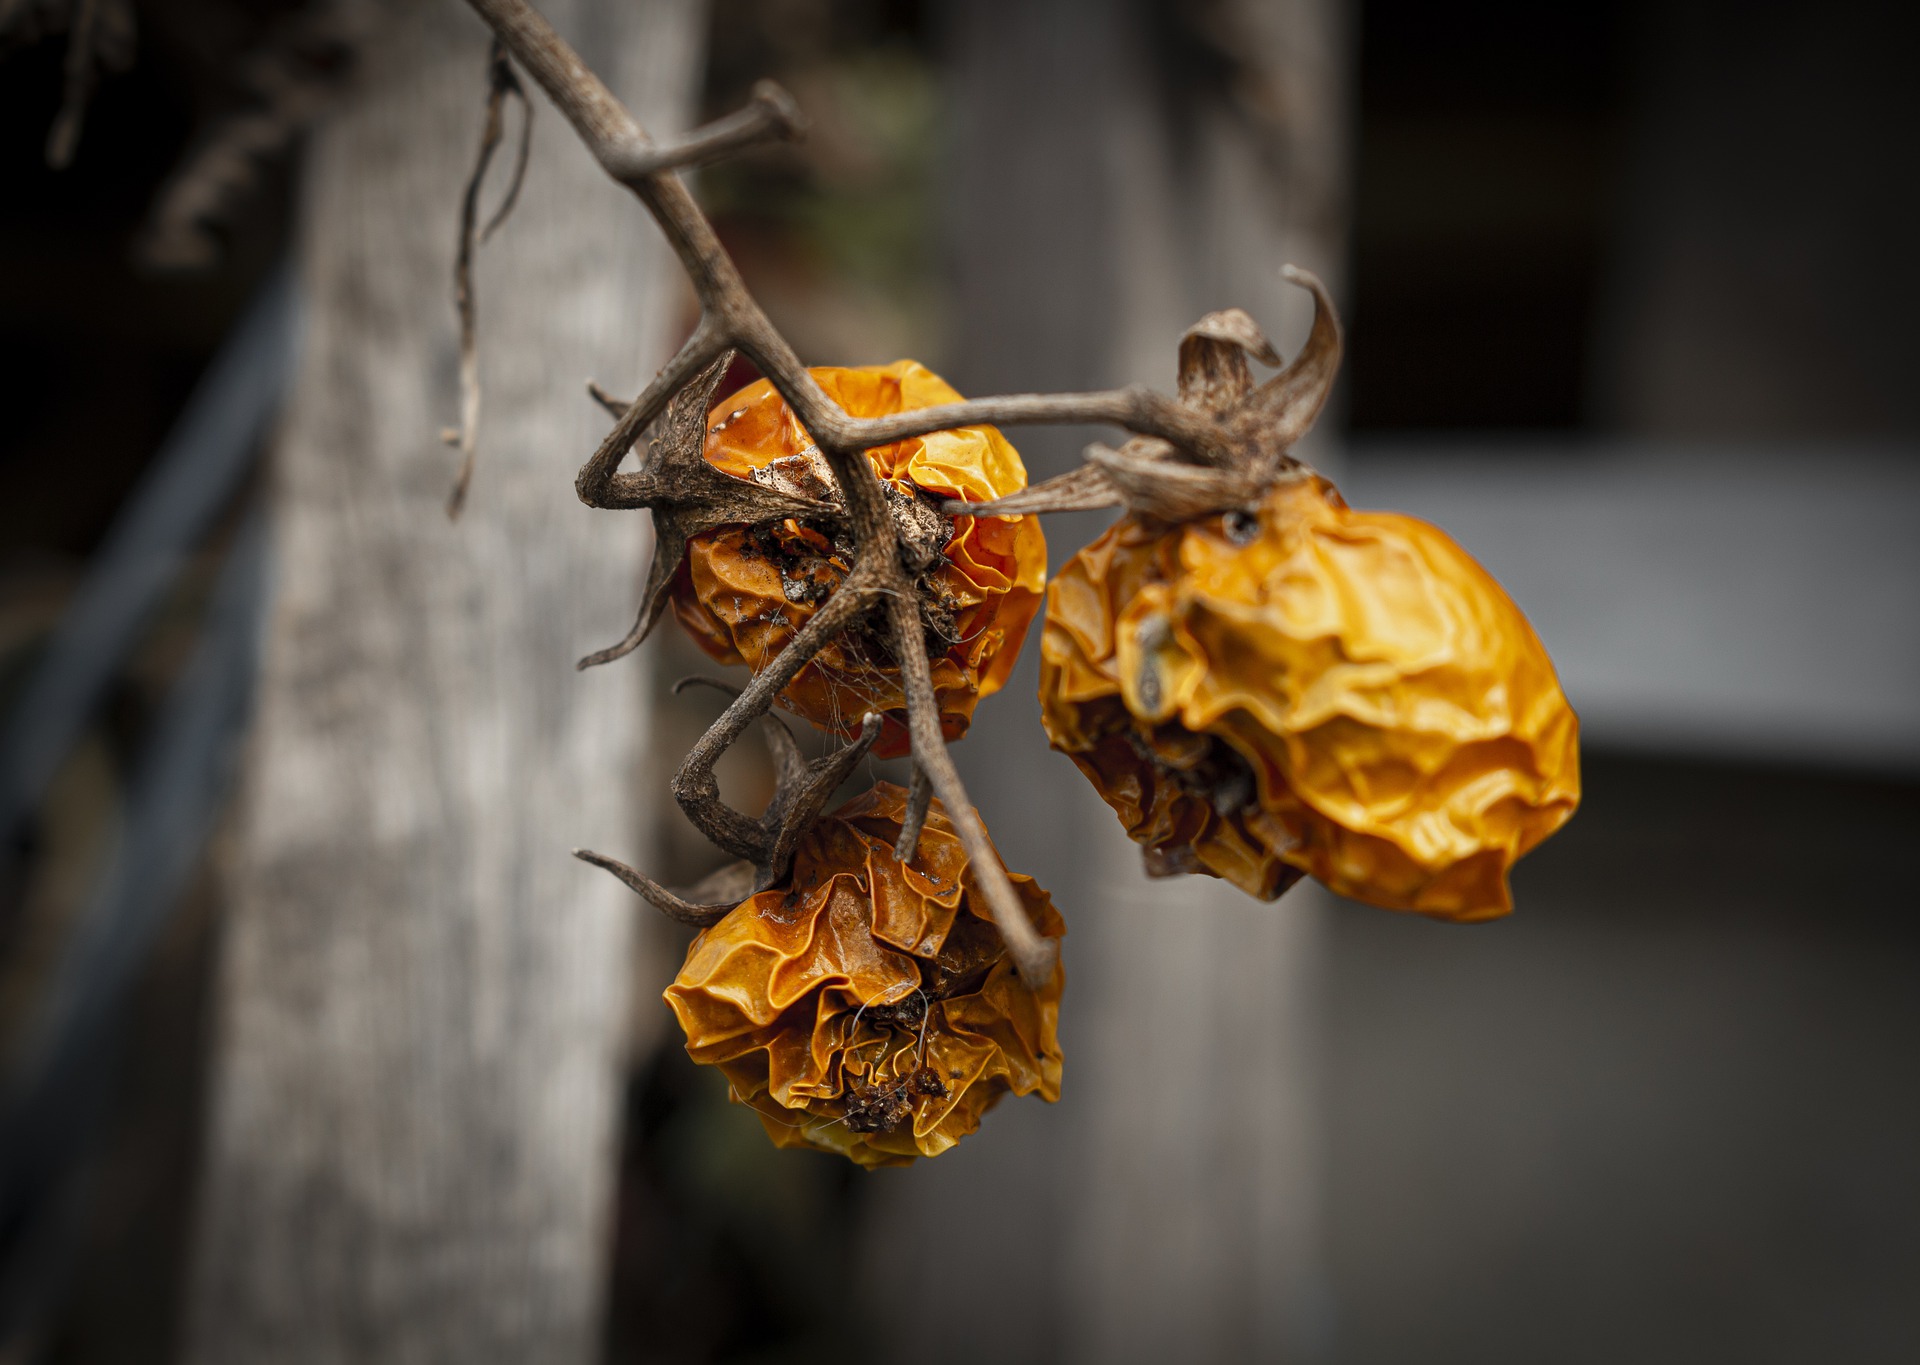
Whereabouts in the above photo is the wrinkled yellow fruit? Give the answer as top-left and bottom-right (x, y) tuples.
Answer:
(672, 361), (1047, 758)
(1040, 474), (1579, 920)
(664, 782), (1064, 1167)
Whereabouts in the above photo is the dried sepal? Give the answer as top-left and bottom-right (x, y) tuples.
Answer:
(937, 268), (1340, 526)
(1176, 307), (1280, 413)
(663, 782), (1064, 1166)
(577, 351), (838, 669)
(1084, 439), (1270, 523)
(573, 682), (881, 925)
(1225, 265), (1343, 473)
(941, 460), (1123, 518)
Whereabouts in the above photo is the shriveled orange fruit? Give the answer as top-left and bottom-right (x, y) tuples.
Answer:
(1040, 473), (1580, 920)
(670, 361), (1046, 757)
(663, 782), (1064, 1167)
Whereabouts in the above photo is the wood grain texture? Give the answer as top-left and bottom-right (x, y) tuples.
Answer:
(183, 2), (701, 1360)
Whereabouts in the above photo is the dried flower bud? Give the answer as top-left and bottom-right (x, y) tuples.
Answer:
(664, 781), (1064, 1167)
(1040, 474), (1580, 920)
(670, 361), (1047, 756)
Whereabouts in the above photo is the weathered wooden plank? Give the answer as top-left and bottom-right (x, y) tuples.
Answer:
(184, 3), (702, 1360)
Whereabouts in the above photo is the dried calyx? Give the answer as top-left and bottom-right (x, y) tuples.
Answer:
(948, 265), (1343, 526)
(571, 678), (880, 926)
(576, 352), (839, 669)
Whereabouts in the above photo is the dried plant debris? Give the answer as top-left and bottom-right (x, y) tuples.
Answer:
(1040, 471), (1580, 919)
(663, 783), (1063, 1167)
(447, 0), (1583, 1165)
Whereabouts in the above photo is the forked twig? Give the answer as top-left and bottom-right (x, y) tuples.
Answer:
(459, 0), (1342, 987)
(444, 39), (531, 521)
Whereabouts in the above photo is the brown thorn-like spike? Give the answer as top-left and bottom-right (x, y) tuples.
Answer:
(586, 380), (628, 418)
(1233, 265), (1343, 467)
(938, 461), (1121, 518)
(1087, 440), (1267, 522)
(577, 519), (688, 669)
(610, 78), (807, 178)
(893, 765), (933, 863)
(575, 326), (725, 506)
(576, 351), (836, 670)
(571, 847), (736, 926)
(1177, 308), (1280, 413)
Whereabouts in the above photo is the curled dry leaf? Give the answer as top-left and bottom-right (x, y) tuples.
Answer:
(1040, 473), (1581, 920)
(672, 361), (1047, 757)
(665, 782), (1064, 1167)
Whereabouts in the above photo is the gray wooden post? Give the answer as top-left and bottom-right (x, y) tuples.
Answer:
(183, 2), (701, 1360)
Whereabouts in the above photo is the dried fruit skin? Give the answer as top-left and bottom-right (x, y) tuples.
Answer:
(663, 782), (1064, 1167)
(1041, 475), (1580, 920)
(672, 361), (1047, 757)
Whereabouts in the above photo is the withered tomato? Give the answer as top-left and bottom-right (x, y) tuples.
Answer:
(663, 782), (1065, 1167)
(671, 361), (1046, 757)
(1040, 474), (1580, 921)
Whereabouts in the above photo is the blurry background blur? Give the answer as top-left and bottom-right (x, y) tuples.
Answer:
(1, 0), (1916, 1361)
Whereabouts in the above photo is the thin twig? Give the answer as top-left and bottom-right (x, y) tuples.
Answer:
(610, 79), (806, 177)
(445, 39), (530, 521)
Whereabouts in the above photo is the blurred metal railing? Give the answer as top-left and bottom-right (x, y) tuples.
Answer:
(0, 265), (299, 1340)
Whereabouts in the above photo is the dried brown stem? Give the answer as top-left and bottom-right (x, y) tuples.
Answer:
(894, 766), (933, 863)
(445, 40), (530, 521)
(458, 0), (1337, 987)
(611, 78), (806, 176)
(670, 570), (876, 859)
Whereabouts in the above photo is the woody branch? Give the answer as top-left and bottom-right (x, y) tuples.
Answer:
(465, 0), (1188, 985)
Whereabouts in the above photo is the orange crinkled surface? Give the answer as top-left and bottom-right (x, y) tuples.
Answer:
(1040, 474), (1580, 920)
(663, 782), (1064, 1168)
(671, 361), (1047, 757)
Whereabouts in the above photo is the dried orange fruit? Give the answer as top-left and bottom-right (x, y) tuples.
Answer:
(1040, 474), (1580, 920)
(664, 782), (1064, 1167)
(670, 361), (1047, 757)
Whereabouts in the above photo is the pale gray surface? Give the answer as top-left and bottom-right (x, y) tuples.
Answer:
(1322, 757), (1920, 1364)
(183, 3), (700, 1361)
(1341, 443), (1920, 771)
